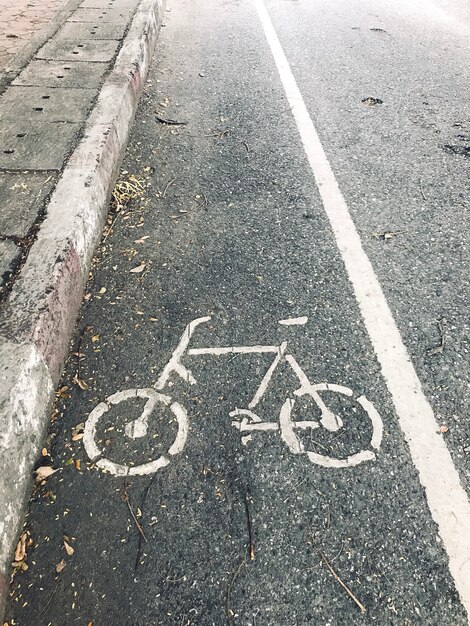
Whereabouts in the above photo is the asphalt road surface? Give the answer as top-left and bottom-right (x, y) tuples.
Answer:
(7, 0), (470, 624)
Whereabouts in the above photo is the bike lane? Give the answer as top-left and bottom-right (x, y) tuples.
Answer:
(6, 0), (469, 624)
(260, 0), (470, 497)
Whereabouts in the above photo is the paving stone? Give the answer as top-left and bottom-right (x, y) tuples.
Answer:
(0, 87), (97, 122)
(79, 0), (140, 8)
(0, 172), (58, 238)
(0, 121), (80, 170)
(36, 38), (119, 62)
(0, 0), (69, 73)
(53, 20), (127, 40)
(67, 7), (135, 23)
(12, 59), (108, 88)
(0, 239), (21, 289)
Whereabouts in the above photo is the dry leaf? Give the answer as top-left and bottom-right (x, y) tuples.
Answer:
(56, 386), (71, 399)
(41, 447), (48, 457)
(35, 466), (59, 481)
(56, 559), (66, 573)
(99, 287), (107, 294)
(91, 334), (100, 343)
(73, 375), (89, 390)
(64, 540), (74, 556)
(75, 460), (81, 471)
(15, 533), (27, 562)
(71, 423), (85, 441)
(439, 425), (449, 433)
(130, 263), (146, 273)
(134, 236), (150, 244)
(12, 561), (28, 572)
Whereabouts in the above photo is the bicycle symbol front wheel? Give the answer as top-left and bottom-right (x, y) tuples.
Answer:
(279, 383), (383, 468)
(83, 388), (188, 476)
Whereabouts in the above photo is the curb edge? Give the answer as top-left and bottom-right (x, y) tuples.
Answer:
(0, 0), (164, 617)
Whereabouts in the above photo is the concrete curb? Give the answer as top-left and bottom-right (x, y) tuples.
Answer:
(0, 0), (164, 616)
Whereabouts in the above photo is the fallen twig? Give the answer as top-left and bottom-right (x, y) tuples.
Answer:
(155, 115), (188, 126)
(427, 318), (447, 356)
(243, 490), (255, 561)
(419, 179), (427, 201)
(38, 580), (61, 617)
(370, 230), (401, 241)
(200, 244), (209, 264)
(123, 481), (148, 543)
(162, 178), (176, 199)
(135, 473), (158, 569)
(195, 192), (208, 210)
(226, 557), (246, 625)
(319, 549), (366, 614)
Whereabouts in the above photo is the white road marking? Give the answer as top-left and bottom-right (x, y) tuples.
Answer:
(279, 398), (302, 453)
(279, 316), (308, 326)
(253, 0), (470, 616)
(187, 345), (279, 356)
(286, 355), (343, 431)
(248, 341), (287, 408)
(83, 389), (188, 477)
(156, 316), (211, 389)
(229, 408), (263, 423)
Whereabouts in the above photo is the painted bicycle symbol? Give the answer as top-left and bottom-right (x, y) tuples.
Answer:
(83, 316), (383, 476)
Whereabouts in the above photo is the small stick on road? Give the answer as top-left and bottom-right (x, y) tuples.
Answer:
(200, 244), (209, 264)
(319, 549), (367, 614)
(162, 178), (176, 199)
(427, 318), (447, 356)
(155, 115), (188, 126)
(37, 581), (61, 617)
(226, 557), (246, 625)
(243, 490), (255, 561)
(195, 192), (208, 210)
(122, 481), (148, 543)
(419, 179), (427, 201)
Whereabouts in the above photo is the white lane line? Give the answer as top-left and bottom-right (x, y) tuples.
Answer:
(253, 0), (470, 617)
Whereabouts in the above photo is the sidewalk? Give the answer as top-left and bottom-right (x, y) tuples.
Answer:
(0, 0), (70, 73)
(0, 0), (164, 618)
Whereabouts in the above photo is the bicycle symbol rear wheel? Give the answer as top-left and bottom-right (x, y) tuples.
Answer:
(83, 388), (188, 476)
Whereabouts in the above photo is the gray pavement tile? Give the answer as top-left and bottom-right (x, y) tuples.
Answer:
(0, 87), (97, 123)
(79, 0), (140, 8)
(35, 38), (119, 63)
(0, 121), (80, 170)
(0, 172), (58, 238)
(67, 7), (135, 23)
(52, 21), (127, 40)
(12, 59), (108, 88)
